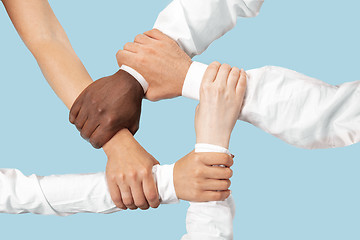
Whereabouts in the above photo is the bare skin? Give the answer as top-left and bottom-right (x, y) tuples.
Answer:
(3, 0), (234, 210)
(69, 70), (144, 149)
(3, 0), (159, 210)
(116, 29), (192, 101)
(174, 151), (233, 201)
(195, 62), (247, 148)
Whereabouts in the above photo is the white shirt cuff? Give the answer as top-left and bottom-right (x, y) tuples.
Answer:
(195, 143), (230, 154)
(182, 62), (208, 100)
(152, 164), (179, 204)
(120, 65), (149, 93)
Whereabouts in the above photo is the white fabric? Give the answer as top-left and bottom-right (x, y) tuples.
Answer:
(0, 164), (178, 216)
(154, 0), (264, 58)
(120, 65), (148, 93)
(124, 0), (264, 93)
(182, 144), (235, 240)
(183, 62), (360, 149)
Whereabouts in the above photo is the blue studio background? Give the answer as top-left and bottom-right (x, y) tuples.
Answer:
(0, 1), (359, 239)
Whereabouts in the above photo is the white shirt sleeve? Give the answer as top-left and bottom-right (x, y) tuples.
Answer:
(121, 0), (264, 92)
(154, 0), (264, 58)
(183, 62), (360, 149)
(0, 165), (178, 216)
(182, 143), (235, 240)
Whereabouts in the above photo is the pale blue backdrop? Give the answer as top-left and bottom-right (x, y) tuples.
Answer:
(0, 1), (359, 239)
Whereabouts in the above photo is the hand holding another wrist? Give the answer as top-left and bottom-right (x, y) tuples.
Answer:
(173, 151), (233, 202)
(69, 70), (144, 149)
(116, 29), (192, 101)
(195, 62), (247, 148)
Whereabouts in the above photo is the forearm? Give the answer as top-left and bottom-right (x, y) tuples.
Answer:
(3, 0), (92, 109)
(184, 62), (360, 149)
(0, 166), (178, 216)
(3, 0), (134, 151)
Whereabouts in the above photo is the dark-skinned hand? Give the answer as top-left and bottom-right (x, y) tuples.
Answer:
(69, 69), (144, 148)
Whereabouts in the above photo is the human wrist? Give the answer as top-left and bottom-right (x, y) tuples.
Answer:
(120, 65), (148, 94)
(117, 69), (145, 99)
(103, 128), (132, 157)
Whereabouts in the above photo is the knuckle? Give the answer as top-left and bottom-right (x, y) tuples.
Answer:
(227, 156), (234, 166)
(96, 106), (104, 114)
(108, 173), (117, 183)
(139, 168), (150, 177)
(80, 131), (90, 141)
(135, 200), (147, 208)
(90, 97), (98, 105)
(209, 61), (221, 69)
(225, 180), (231, 189)
(118, 173), (125, 181)
(124, 42), (131, 50)
(115, 50), (122, 60)
(128, 171), (137, 180)
(147, 192), (158, 202)
(193, 154), (201, 163)
(139, 205), (150, 210)
(193, 168), (202, 178)
(105, 115), (116, 127)
(220, 63), (232, 71)
(231, 67), (241, 75)
(112, 196), (122, 206)
(225, 168), (233, 178)
(134, 34), (142, 42)
(123, 198), (134, 206)
(89, 138), (101, 149)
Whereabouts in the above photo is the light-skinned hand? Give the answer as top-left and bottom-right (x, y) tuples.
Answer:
(173, 151), (234, 202)
(195, 62), (247, 148)
(104, 129), (160, 210)
(116, 29), (192, 101)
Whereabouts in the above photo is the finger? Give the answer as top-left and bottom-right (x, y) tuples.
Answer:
(214, 63), (232, 86)
(143, 173), (160, 209)
(204, 166), (233, 180)
(107, 177), (127, 210)
(236, 69), (247, 97)
(201, 179), (231, 191)
(143, 28), (168, 41)
(199, 153), (234, 167)
(74, 107), (88, 132)
(202, 61), (221, 85)
(89, 125), (116, 149)
(203, 190), (231, 202)
(116, 49), (138, 69)
(123, 42), (140, 53)
(80, 120), (99, 141)
(119, 183), (137, 210)
(227, 67), (241, 90)
(134, 34), (156, 44)
(69, 96), (83, 124)
(131, 182), (150, 210)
